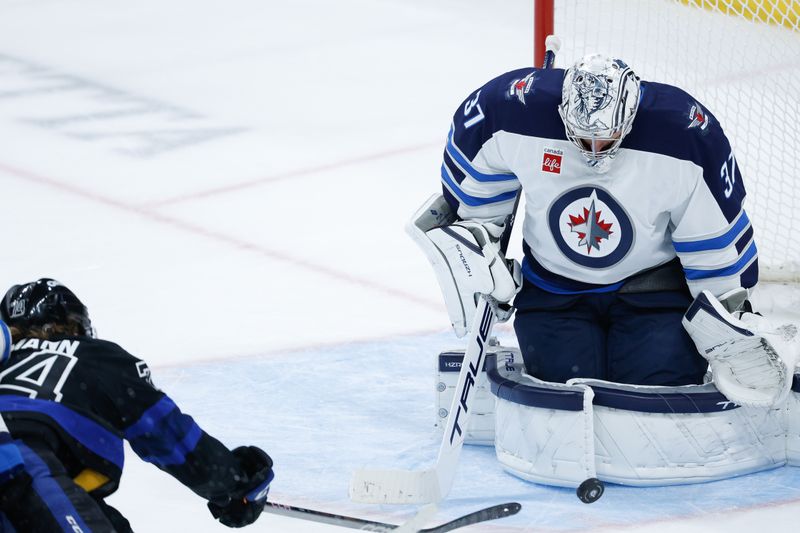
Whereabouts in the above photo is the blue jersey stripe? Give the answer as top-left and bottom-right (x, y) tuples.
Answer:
(443, 150), (467, 185)
(17, 442), (94, 533)
(440, 165), (518, 207)
(683, 241), (758, 280)
(521, 257), (625, 294)
(0, 435), (24, 484)
(124, 395), (178, 439)
(446, 129), (517, 182)
(125, 396), (203, 468)
(133, 423), (202, 468)
(0, 396), (123, 468)
(673, 211), (750, 253)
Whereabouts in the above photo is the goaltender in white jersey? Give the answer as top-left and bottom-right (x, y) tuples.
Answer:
(412, 54), (798, 407)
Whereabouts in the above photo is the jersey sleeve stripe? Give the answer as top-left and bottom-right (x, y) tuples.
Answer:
(124, 395), (176, 439)
(672, 211), (751, 253)
(682, 241), (758, 280)
(443, 151), (467, 185)
(446, 128), (517, 182)
(440, 164), (518, 207)
(677, 227), (754, 268)
(125, 395), (204, 467)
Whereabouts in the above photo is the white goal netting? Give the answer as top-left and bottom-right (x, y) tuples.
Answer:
(552, 0), (800, 283)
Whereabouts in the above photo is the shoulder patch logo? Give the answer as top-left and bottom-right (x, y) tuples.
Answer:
(688, 101), (711, 131)
(542, 147), (563, 174)
(507, 72), (536, 105)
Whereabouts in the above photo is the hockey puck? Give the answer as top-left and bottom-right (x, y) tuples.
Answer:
(576, 477), (604, 504)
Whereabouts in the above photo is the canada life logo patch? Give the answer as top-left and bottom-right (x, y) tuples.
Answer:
(548, 186), (634, 268)
(542, 148), (563, 174)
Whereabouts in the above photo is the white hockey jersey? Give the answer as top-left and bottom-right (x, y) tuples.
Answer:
(441, 67), (757, 297)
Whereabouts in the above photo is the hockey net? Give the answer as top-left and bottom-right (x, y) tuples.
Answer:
(538, 0), (800, 288)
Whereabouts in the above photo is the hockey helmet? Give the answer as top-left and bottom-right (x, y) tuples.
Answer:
(1, 278), (94, 337)
(558, 54), (641, 172)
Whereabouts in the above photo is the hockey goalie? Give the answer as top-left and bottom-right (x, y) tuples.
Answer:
(411, 52), (800, 488)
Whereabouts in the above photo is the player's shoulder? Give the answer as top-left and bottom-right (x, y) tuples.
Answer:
(70, 336), (135, 358)
(625, 80), (729, 159)
(453, 67), (565, 139)
(34, 335), (146, 371)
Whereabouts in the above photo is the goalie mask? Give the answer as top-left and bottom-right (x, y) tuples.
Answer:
(1, 278), (95, 337)
(558, 54), (641, 173)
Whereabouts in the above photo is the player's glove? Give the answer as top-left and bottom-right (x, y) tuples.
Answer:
(207, 446), (274, 528)
(683, 288), (800, 407)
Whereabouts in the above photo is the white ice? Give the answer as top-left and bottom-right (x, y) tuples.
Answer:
(0, 1), (799, 532)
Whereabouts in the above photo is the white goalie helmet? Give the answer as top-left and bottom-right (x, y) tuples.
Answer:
(558, 54), (641, 173)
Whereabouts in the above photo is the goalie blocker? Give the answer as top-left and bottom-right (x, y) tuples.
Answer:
(436, 345), (800, 487)
(407, 194), (522, 337)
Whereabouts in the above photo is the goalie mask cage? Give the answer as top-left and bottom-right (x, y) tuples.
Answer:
(535, 0), (800, 283)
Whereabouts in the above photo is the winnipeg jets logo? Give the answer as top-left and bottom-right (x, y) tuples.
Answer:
(567, 198), (613, 253)
(548, 186), (634, 268)
(688, 102), (711, 131)
(508, 72), (536, 105)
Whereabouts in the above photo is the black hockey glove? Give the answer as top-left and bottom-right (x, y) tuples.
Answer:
(207, 446), (274, 528)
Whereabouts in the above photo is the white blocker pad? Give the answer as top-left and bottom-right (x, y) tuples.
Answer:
(479, 353), (800, 487)
(406, 194), (465, 333)
(407, 194), (519, 338)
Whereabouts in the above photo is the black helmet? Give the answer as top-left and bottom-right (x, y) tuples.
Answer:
(1, 278), (94, 337)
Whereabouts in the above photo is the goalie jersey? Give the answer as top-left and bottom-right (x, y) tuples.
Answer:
(441, 67), (758, 297)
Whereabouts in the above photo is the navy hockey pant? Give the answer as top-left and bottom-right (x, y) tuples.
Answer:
(0, 440), (121, 533)
(513, 282), (708, 385)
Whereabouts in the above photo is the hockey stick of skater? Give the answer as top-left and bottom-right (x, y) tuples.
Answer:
(349, 36), (562, 507)
(264, 500), (521, 532)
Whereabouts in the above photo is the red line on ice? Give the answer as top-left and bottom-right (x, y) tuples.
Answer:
(0, 160), (441, 312)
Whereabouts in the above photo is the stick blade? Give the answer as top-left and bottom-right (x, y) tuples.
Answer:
(349, 468), (440, 504)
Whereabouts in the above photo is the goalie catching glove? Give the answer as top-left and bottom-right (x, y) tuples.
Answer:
(408, 194), (522, 337)
(682, 288), (800, 408)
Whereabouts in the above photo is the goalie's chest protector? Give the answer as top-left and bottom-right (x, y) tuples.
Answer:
(507, 136), (695, 285)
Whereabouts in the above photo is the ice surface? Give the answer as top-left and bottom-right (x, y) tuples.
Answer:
(1, 0), (799, 531)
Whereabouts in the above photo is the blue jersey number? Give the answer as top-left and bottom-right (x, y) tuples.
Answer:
(463, 90), (485, 129)
(721, 151), (737, 198)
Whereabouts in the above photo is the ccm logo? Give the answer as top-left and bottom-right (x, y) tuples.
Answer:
(542, 149), (563, 174)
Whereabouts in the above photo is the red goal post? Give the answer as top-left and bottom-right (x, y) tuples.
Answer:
(534, 0), (800, 283)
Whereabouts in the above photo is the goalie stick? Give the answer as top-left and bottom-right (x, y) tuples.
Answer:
(349, 35), (568, 507)
(264, 501), (521, 532)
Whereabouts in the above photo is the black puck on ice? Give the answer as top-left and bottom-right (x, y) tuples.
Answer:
(576, 477), (604, 504)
